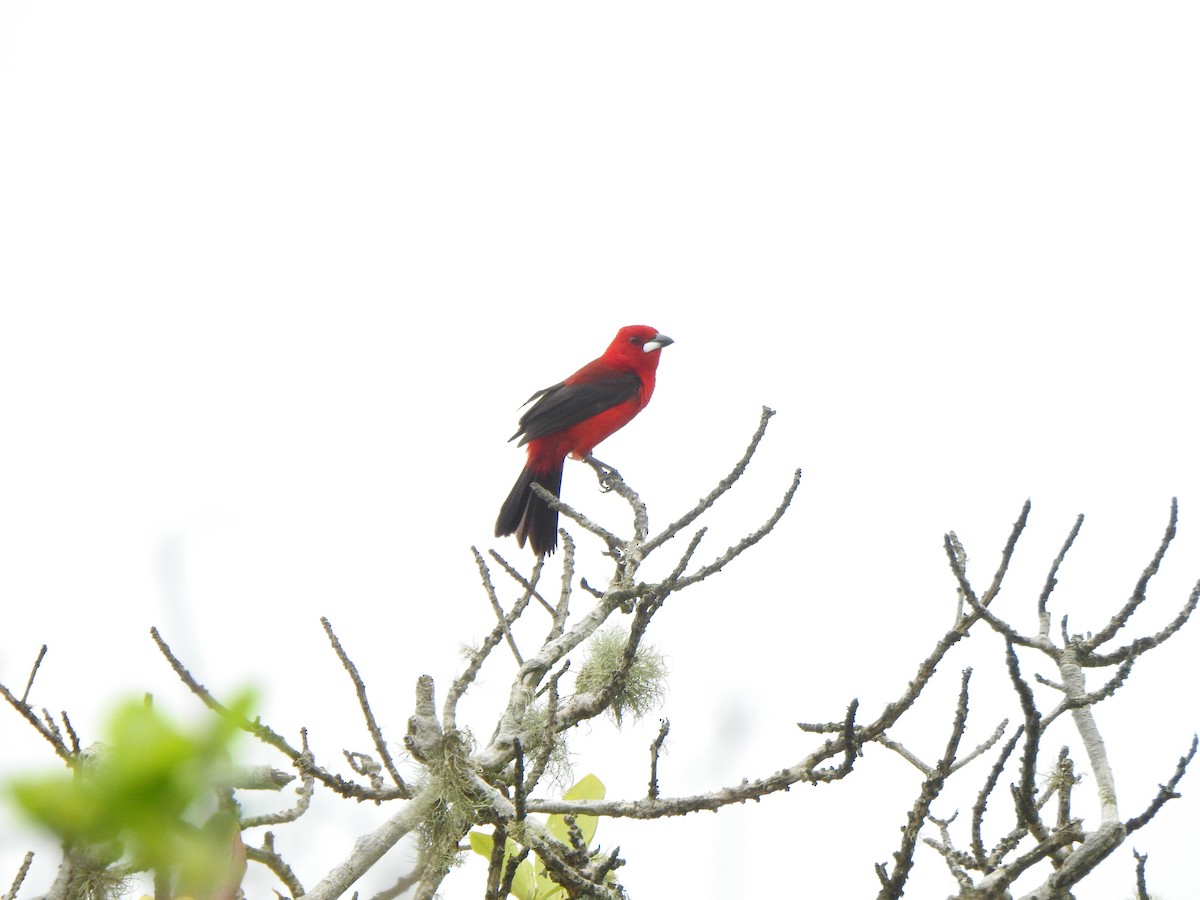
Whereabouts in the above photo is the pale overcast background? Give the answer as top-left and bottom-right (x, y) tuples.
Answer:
(2, 4), (1198, 898)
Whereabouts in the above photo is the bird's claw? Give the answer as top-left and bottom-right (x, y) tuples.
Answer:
(588, 455), (621, 492)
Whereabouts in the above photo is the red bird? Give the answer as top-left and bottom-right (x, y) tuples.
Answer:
(495, 325), (674, 555)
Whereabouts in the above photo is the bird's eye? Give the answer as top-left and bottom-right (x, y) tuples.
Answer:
(629, 336), (643, 345)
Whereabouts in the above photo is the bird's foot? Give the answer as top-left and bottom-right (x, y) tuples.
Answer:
(585, 454), (621, 491)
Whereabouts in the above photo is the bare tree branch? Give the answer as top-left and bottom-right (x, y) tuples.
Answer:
(245, 831), (305, 898)
(1037, 514), (1084, 638)
(152, 627), (404, 802)
(875, 669), (972, 900)
(0, 679), (74, 766)
(643, 405), (776, 554)
(582, 454), (650, 547)
(243, 767), (316, 829)
(9, 413), (1197, 900)
(472, 550), (524, 664)
(530, 482), (623, 552)
(972, 725), (1023, 871)
(2, 853), (34, 900)
(19, 645), (48, 706)
(1085, 576), (1200, 667)
(304, 787), (439, 900)
(488, 551), (554, 616)
(648, 719), (670, 800)
(1132, 847), (1150, 900)
(322, 617), (408, 795)
(670, 468), (801, 590)
(1125, 734), (1198, 833)
(444, 561), (541, 734)
(1083, 498), (1177, 652)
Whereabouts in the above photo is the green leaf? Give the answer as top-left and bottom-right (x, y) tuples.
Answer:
(468, 830), (494, 858)
(532, 866), (568, 900)
(547, 774), (604, 848)
(8, 692), (256, 898)
(561, 773), (605, 803)
(510, 859), (538, 900)
(467, 830), (538, 899)
(471, 777), (607, 899)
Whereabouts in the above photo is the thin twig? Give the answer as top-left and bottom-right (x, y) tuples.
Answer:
(60, 712), (80, 756)
(1083, 498), (1177, 652)
(672, 468), (801, 589)
(1043, 653), (1137, 729)
(1086, 577), (1200, 667)
(488, 551), (554, 616)
(1055, 747), (1076, 831)
(875, 734), (930, 775)
(972, 725), (1023, 871)
(1038, 515), (1084, 637)
(0, 681), (73, 765)
(20, 646), (48, 705)
(322, 617), (408, 794)
(949, 718), (1010, 776)
(876, 669), (972, 900)
(242, 768), (316, 828)
(949, 556), (1042, 652)
(444, 567), (539, 732)
(485, 824), (509, 900)
(1132, 848), (1150, 900)
(1124, 734), (1198, 833)
(943, 502), (1032, 631)
(530, 483), (623, 551)
(245, 831), (305, 899)
(2, 852), (34, 900)
(524, 661), (566, 795)
(979, 500), (1032, 608)
(152, 627), (403, 802)
(500, 846), (531, 900)
(1004, 642), (1046, 841)
(152, 626), (294, 754)
(473, 550), (524, 663)
(923, 815), (975, 889)
(369, 862), (426, 900)
(550, 533), (575, 639)
(582, 455), (649, 545)
(648, 719), (670, 799)
(643, 406), (776, 554)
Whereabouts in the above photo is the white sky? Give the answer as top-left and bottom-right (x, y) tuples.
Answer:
(2, 4), (1198, 898)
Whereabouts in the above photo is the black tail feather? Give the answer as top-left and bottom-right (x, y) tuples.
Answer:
(495, 464), (565, 556)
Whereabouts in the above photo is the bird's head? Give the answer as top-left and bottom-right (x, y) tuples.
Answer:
(607, 325), (674, 367)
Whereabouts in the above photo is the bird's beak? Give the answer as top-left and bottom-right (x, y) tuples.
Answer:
(643, 333), (674, 352)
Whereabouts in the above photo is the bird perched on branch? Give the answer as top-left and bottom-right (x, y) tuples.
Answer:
(495, 325), (674, 555)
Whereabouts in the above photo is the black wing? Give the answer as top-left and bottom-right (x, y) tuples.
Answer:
(510, 370), (641, 445)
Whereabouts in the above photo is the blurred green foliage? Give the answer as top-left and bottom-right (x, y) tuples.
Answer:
(8, 693), (254, 898)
